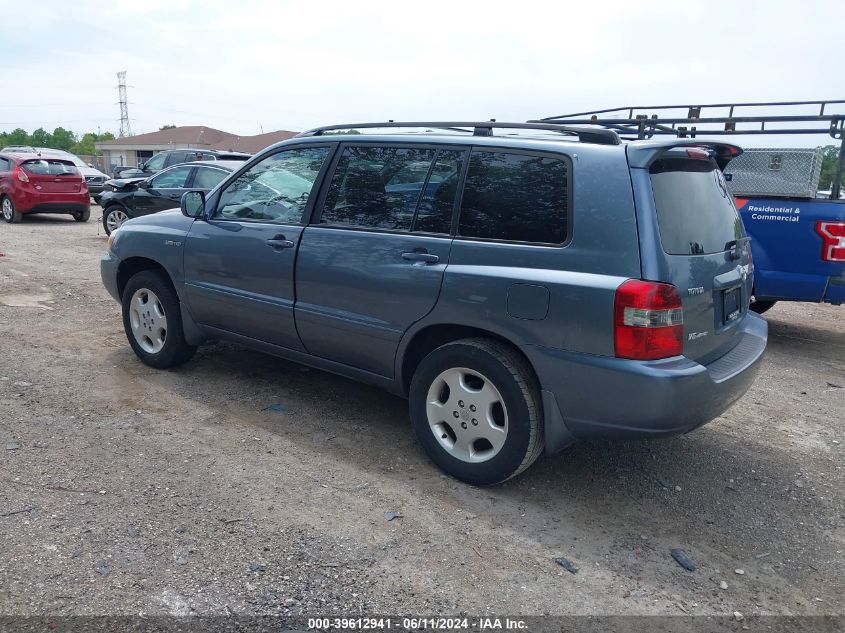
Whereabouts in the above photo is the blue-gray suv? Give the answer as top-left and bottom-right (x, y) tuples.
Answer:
(101, 121), (767, 485)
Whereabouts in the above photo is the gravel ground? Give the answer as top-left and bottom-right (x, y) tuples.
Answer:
(0, 211), (843, 623)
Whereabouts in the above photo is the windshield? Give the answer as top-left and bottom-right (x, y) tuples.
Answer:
(650, 157), (744, 255)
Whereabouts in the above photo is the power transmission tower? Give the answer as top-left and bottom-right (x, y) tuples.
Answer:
(117, 71), (132, 138)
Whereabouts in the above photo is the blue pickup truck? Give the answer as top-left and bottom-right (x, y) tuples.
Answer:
(735, 196), (845, 312)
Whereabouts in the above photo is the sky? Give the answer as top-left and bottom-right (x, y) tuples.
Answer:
(0, 0), (842, 147)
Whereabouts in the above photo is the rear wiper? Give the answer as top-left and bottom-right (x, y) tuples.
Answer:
(724, 238), (749, 260)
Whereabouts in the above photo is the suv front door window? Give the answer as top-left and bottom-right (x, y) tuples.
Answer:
(182, 146), (333, 350)
(215, 147), (328, 224)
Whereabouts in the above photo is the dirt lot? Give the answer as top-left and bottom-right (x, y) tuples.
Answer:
(0, 211), (843, 623)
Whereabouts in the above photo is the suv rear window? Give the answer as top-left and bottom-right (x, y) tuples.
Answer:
(650, 158), (744, 255)
(458, 151), (569, 244)
(22, 159), (78, 176)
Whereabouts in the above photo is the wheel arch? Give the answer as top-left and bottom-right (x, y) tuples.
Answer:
(398, 323), (537, 397)
(116, 257), (172, 301)
(116, 256), (206, 346)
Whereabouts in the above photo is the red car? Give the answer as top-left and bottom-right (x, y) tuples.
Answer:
(0, 152), (90, 223)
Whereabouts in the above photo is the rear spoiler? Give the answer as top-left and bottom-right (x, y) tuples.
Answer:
(626, 139), (742, 170)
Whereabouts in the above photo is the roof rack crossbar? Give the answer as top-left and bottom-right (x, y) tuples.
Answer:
(542, 99), (845, 121)
(538, 99), (845, 197)
(295, 121), (621, 145)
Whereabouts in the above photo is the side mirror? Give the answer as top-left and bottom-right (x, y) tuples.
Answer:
(181, 190), (206, 219)
(138, 162), (145, 170)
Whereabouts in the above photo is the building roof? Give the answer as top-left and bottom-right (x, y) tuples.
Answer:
(98, 126), (232, 147)
(95, 126), (300, 154)
(211, 130), (298, 153)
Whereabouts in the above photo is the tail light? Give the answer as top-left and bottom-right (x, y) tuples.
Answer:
(13, 166), (29, 183)
(816, 221), (845, 262)
(615, 279), (684, 360)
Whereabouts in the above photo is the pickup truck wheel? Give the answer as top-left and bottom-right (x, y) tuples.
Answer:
(122, 270), (197, 369)
(409, 338), (544, 485)
(750, 300), (776, 314)
(1, 196), (21, 223)
(103, 206), (129, 235)
(73, 208), (90, 222)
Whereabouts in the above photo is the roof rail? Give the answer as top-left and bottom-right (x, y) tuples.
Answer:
(295, 121), (621, 145)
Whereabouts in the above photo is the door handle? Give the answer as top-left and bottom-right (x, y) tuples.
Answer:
(266, 235), (295, 250)
(401, 250), (440, 264)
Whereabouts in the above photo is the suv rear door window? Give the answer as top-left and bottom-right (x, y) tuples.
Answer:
(321, 146), (439, 231)
(650, 157), (744, 255)
(412, 150), (465, 234)
(458, 151), (569, 244)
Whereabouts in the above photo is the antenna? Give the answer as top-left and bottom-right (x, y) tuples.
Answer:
(117, 71), (132, 138)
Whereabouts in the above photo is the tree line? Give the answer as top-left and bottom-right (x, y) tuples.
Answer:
(819, 145), (843, 191)
(0, 127), (116, 156)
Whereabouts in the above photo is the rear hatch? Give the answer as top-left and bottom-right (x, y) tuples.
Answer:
(22, 159), (83, 193)
(637, 145), (753, 364)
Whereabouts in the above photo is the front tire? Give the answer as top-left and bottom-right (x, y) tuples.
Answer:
(103, 205), (129, 235)
(121, 270), (197, 369)
(1, 196), (21, 223)
(409, 338), (544, 485)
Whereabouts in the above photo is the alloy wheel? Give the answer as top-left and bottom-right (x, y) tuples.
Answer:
(128, 288), (168, 354)
(425, 367), (509, 463)
(106, 208), (129, 233)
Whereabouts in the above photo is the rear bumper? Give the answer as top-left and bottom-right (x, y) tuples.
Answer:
(24, 202), (89, 214)
(755, 269), (845, 304)
(16, 192), (91, 214)
(525, 313), (768, 451)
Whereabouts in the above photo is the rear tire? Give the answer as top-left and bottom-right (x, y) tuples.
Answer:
(750, 299), (777, 314)
(74, 208), (91, 222)
(1, 196), (21, 223)
(121, 270), (197, 369)
(409, 338), (544, 485)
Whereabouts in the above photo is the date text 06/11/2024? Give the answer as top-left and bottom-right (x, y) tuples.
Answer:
(307, 617), (529, 630)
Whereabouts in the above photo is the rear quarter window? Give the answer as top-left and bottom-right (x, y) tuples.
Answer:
(650, 158), (744, 255)
(458, 150), (569, 244)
